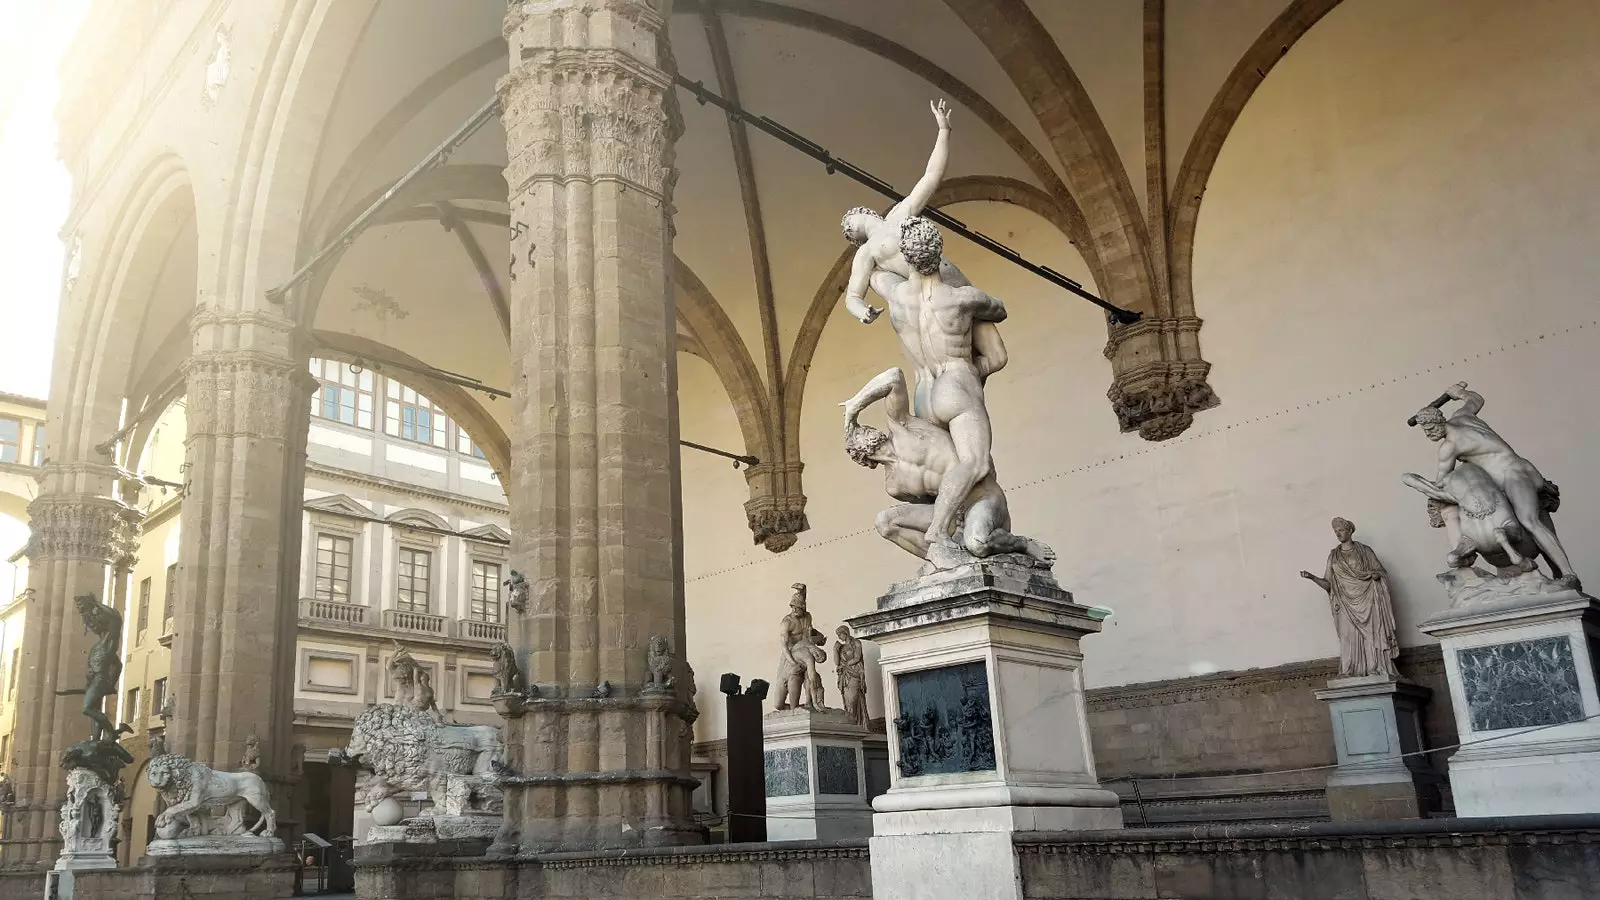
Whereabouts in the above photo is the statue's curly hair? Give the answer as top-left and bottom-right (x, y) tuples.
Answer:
(899, 217), (943, 275)
(841, 207), (879, 244)
(1414, 406), (1446, 426)
(845, 424), (891, 467)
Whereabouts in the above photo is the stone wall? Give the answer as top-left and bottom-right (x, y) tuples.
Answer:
(357, 840), (872, 900)
(1017, 816), (1600, 900)
(1086, 647), (1455, 824)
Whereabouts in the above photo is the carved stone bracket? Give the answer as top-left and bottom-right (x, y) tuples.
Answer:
(742, 460), (808, 552)
(1104, 315), (1218, 441)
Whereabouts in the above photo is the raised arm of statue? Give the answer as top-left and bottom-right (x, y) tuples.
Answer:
(1446, 381), (1483, 416)
(842, 367), (913, 430)
(844, 243), (883, 324)
(887, 100), (952, 224)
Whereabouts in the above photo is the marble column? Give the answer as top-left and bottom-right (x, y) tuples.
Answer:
(168, 309), (308, 810)
(3, 482), (140, 866)
(495, 0), (700, 853)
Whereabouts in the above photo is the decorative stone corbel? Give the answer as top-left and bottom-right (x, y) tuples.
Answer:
(742, 459), (808, 552)
(1104, 315), (1218, 441)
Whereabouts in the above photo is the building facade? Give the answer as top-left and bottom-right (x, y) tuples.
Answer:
(4, 0), (1600, 867)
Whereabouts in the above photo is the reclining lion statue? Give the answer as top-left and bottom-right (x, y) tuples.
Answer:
(330, 703), (504, 817)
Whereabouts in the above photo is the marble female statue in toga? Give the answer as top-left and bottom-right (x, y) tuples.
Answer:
(1299, 517), (1400, 678)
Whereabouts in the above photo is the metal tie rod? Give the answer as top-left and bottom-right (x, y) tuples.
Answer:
(675, 76), (1141, 325)
(330, 349), (760, 469)
(265, 96), (504, 306)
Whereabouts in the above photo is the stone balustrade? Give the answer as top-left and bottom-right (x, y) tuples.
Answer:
(382, 608), (447, 636)
(299, 598), (368, 626)
(458, 618), (506, 642)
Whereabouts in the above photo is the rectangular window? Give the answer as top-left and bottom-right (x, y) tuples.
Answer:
(151, 677), (167, 720)
(308, 358), (374, 429)
(124, 687), (141, 724)
(395, 547), (432, 613)
(470, 561), (501, 623)
(0, 418), (18, 463)
(7, 649), (17, 698)
(163, 564), (176, 632)
(456, 428), (485, 459)
(314, 534), (354, 602)
(30, 425), (43, 466)
(136, 577), (151, 639)
(384, 381), (451, 449)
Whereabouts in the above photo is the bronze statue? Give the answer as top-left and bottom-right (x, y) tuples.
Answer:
(74, 593), (132, 742)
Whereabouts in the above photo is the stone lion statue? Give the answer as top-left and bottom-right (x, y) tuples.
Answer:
(333, 703), (504, 817)
(147, 753), (276, 840)
(645, 635), (676, 693)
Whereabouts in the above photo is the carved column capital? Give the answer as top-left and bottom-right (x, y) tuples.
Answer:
(182, 350), (302, 442)
(25, 494), (142, 564)
(501, 0), (680, 195)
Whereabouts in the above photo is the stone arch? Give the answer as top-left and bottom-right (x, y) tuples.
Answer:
(242, 0), (382, 310)
(59, 154), (196, 463)
(308, 330), (512, 483)
(1167, 0), (1346, 321)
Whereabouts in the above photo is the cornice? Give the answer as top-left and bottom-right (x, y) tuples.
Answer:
(305, 462), (508, 517)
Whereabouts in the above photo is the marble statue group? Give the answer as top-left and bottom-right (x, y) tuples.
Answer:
(839, 100), (1053, 573)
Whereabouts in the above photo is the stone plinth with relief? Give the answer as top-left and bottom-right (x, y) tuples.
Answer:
(1313, 675), (1440, 820)
(761, 707), (886, 841)
(1419, 570), (1600, 817)
(846, 557), (1122, 900)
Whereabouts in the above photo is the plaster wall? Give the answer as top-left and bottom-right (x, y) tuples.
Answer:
(678, 0), (1600, 741)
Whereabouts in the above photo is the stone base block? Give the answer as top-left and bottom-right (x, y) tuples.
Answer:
(871, 831), (1021, 900)
(763, 707), (884, 842)
(146, 834), (286, 857)
(366, 815), (500, 847)
(1447, 738), (1600, 817)
(1420, 579), (1600, 817)
(874, 805), (1121, 835)
(1325, 779), (1429, 821)
(1314, 675), (1440, 821)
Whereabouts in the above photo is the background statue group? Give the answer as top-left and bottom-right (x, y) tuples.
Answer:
(838, 101), (1052, 573)
(1299, 381), (1585, 678)
(775, 584), (869, 727)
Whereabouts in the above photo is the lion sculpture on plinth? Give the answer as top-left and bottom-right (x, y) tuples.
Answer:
(147, 753), (277, 839)
(331, 703), (504, 817)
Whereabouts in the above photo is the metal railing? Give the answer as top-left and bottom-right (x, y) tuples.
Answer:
(383, 608), (447, 635)
(299, 598), (369, 626)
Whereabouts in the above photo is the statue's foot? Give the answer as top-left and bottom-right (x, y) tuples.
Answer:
(1556, 573), (1584, 592)
(1024, 538), (1057, 566)
(925, 537), (972, 571)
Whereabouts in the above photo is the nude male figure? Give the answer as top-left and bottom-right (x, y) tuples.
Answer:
(861, 220), (1009, 552)
(1414, 381), (1579, 588)
(843, 367), (1052, 565)
(840, 100), (1007, 399)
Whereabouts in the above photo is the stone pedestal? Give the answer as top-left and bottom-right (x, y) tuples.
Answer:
(367, 815), (499, 849)
(1314, 675), (1440, 820)
(761, 708), (885, 841)
(847, 559), (1122, 900)
(1419, 572), (1600, 817)
(46, 852), (116, 900)
(146, 834), (288, 856)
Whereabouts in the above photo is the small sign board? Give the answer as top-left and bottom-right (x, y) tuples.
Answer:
(302, 833), (332, 848)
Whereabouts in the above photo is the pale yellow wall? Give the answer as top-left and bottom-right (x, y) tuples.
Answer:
(680, 0), (1600, 739)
